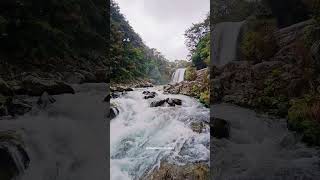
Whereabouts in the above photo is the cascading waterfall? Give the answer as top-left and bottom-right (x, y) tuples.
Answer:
(111, 87), (209, 180)
(212, 21), (245, 66)
(171, 68), (186, 84)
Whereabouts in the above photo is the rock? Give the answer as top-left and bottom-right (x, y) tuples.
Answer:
(95, 68), (108, 83)
(211, 117), (230, 139)
(7, 98), (32, 116)
(143, 162), (209, 180)
(150, 100), (166, 107)
(0, 131), (30, 179)
(111, 92), (120, 99)
(0, 78), (13, 96)
(143, 91), (157, 99)
(103, 94), (111, 102)
(287, 78), (309, 97)
(37, 92), (56, 109)
(166, 98), (182, 106)
(65, 72), (85, 84)
(190, 122), (205, 133)
(21, 75), (75, 96)
(108, 107), (119, 120)
(77, 70), (96, 83)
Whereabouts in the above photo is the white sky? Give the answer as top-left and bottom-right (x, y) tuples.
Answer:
(115, 0), (210, 61)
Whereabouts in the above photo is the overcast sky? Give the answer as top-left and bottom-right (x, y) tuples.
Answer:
(115, 0), (210, 61)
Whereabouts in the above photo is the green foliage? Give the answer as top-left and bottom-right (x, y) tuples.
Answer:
(185, 15), (210, 70)
(211, 0), (257, 24)
(185, 66), (197, 81)
(288, 96), (320, 146)
(110, 1), (172, 84)
(241, 19), (278, 62)
(199, 90), (210, 107)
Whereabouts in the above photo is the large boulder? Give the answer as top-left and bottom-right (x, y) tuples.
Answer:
(21, 75), (75, 96)
(150, 100), (166, 107)
(0, 131), (30, 180)
(211, 117), (230, 139)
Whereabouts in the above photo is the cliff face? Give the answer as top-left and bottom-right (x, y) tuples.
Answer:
(210, 19), (320, 146)
(164, 68), (210, 107)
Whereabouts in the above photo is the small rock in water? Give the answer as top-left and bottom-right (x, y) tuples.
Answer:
(108, 107), (119, 120)
(211, 117), (230, 139)
(150, 100), (166, 107)
(143, 91), (157, 99)
(166, 98), (182, 106)
(190, 122), (205, 133)
(37, 92), (56, 109)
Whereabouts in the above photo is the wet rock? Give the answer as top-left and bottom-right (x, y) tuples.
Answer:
(143, 162), (209, 180)
(190, 122), (205, 133)
(166, 98), (182, 106)
(108, 107), (119, 120)
(143, 91), (157, 99)
(103, 94), (111, 102)
(0, 132), (30, 179)
(21, 75), (75, 96)
(150, 100), (166, 107)
(37, 92), (56, 109)
(211, 117), (230, 139)
(0, 78), (13, 96)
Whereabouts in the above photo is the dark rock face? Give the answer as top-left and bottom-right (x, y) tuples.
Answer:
(211, 117), (230, 139)
(150, 100), (166, 107)
(108, 107), (119, 120)
(103, 94), (111, 102)
(143, 91), (157, 99)
(37, 92), (56, 109)
(0, 132), (30, 180)
(21, 75), (75, 96)
(150, 98), (182, 107)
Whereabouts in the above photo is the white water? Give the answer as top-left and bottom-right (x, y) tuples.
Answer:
(171, 68), (186, 84)
(0, 83), (108, 180)
(212, 21), (245, 67)
(110, 87), (209, 180)
(211, 104), (320, 180)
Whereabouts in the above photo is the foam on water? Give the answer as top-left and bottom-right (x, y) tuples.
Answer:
(111, 87), (209, 180)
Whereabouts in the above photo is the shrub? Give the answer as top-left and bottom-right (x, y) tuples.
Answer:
(288, 96), (320, 146)
(199, 90), (210, 107)
(241, 19), (278, 62)
(185, 66), (197, 81)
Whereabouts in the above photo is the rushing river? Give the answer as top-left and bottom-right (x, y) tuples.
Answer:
(110, 86), (210, 180)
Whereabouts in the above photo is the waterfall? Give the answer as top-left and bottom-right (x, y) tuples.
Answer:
(171, 68), (186, 84)
(212, 21), (245, 67)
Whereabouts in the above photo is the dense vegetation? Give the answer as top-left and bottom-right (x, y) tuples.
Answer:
(184, 15), (210, 70)
(110, 1), (173, 84)
(0, 0), (108, 77)
(210, 0), (320, 146)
